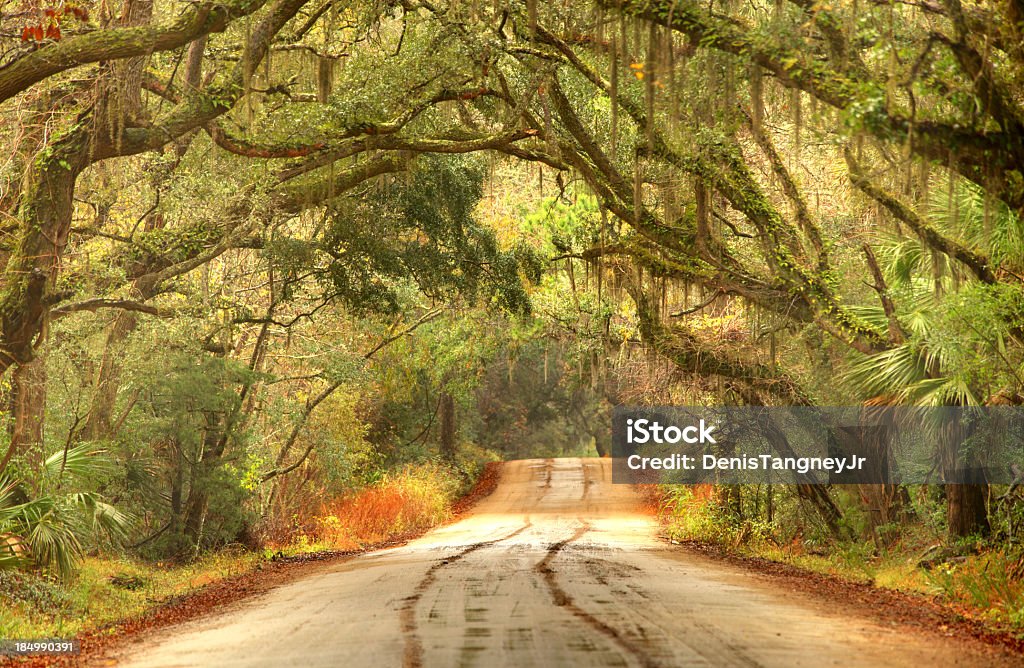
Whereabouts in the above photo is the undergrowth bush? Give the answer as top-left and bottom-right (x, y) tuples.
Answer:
(658, 482), (1024, 628)
(924, 549), (1024, 624)
(662, 486), (774, 547)
(311, 461), (464, 548)
(0, 570), (69, 614)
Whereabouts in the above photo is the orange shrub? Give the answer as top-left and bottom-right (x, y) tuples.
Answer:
(311, 465), (460, 548)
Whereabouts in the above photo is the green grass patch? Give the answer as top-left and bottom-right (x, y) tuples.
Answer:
(0, 550), (261, 638)
(0, 460), (484, 639)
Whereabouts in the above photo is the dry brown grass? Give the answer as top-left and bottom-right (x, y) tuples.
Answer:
(311, 466), (460, 548)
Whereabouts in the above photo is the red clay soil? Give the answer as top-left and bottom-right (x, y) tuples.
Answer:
(451, 461), (501, 515)
(673, 538), (1024, 656)
(2, 462), (504, 668)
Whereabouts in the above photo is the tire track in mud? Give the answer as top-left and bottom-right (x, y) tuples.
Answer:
(534, 522), (662, 668)
(535, 525), (663, 668)
(535, 463), (662, 668)
(402, 458), (554, 666)
(400, 524), (532, 667)
(574, 554), (761, 668)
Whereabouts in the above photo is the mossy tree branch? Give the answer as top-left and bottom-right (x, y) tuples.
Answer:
(844, 148), (996, 284)
(0, 0), (271, 106)
(535, 29), (886, 354)
(598, 0), (1024, 217)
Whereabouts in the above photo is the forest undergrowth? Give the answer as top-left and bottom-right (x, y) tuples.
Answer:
(659, 486), (1024, 632)
(0, 458), (488, 640)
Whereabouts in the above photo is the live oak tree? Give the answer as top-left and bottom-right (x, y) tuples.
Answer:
(0, 0), (548, 558)
(0, 0), (542, 472)
(412, 0), (1024, 537)
(586, 0), (1024, 538)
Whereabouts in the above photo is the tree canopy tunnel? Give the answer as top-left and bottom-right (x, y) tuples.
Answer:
(1, 0), (1022, 560)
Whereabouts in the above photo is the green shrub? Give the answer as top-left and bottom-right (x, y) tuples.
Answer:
(0, 570), (69, 614)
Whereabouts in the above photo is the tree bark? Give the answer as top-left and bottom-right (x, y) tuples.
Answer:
(1, 358), (46, 479)
(439, 391), (456, 462)
(0, 0), (270, 104)
(0, 127), (87, 377)
(83, 311), (137, 440)
(947, 484), (990, 538)
(182, 412), (226, 555)
(938, 409), (990, 539)
(717, 486), (743, 518)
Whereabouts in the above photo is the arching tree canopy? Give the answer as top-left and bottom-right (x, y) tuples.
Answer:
(1, 0), (1023, 582)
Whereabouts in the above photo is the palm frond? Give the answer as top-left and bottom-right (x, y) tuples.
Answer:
(842, 343), (927, 399)
(0, 477), (22, 523)
(903, 376), (979, 407)
(0, 547), (27, 571)
(67, 492), (133, 541)
(0, 469), (130, 578)
(928, 178), (1024, 271)
(25, 508), (82, 580)
(42, 443), (115, 484)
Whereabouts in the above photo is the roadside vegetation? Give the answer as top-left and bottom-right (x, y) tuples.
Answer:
(660, 486), (1024, 629)
(0, 459), (486, 638)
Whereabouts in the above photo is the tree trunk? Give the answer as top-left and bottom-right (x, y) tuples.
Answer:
(856, 484), (914, 545)
(182, 413), (226, 556)
(717, 485), (742, 517)
(439, 391), (456, 462)
(938, 412), (990, 539)
(111, 0), (154, 123)
(84, 311), (138, 440)
(1, 358), (46, 478)
(947, 484), (989, 538)
(0, 128), (89, 379)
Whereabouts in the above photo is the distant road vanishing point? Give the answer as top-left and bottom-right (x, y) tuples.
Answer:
(114, 458), (1020, 667)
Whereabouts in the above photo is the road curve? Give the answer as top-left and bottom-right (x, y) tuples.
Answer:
(114, 458), (1021, 667)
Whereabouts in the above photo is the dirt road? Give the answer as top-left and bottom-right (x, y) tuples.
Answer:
(114, 458), (1022, 667)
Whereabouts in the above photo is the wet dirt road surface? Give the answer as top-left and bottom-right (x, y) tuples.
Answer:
(114, 458), (1022, 667)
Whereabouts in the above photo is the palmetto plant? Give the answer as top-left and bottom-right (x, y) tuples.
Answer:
(929, 180), (1024, 273)
(842, 180), (1024, 406)
(0, 443), (132, 579)
(843, 291), (983, 406)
